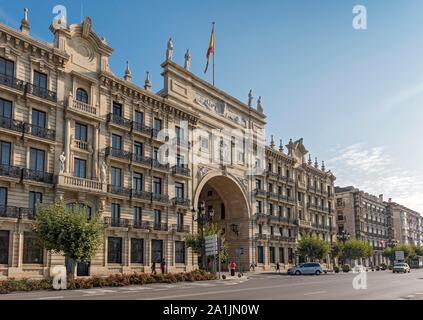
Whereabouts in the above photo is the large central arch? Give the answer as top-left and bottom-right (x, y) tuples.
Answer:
(193, 172), (252, 270)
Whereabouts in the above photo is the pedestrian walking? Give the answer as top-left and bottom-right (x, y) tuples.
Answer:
(276, 262), (280, 273)
(160, 259), (166, 274)
(230, 261), (237, 276)
(151, 262), (156, 275)
(250, 261), (256, 272)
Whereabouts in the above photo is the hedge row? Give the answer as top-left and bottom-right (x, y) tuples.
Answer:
(0, 270), (217, 294)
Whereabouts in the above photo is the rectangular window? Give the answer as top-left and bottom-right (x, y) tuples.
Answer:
(0, 57), (14, 77)
(33, 70), (47, 98)
(0, 98), (12, 119)
(0, 140), (11, 165)
(255, 179), (262, 190)
(29, 191), (42, 212)
(278, 206), (283, 217)
(31, 109), (46, 128)
(111, 167), (121, 187)
(257, 246), (264, 264)
(153, 177), (162, 194)
(23, 232), (43, 264)
(75, 123), (87, 141)
(270, 226), (274, 235)
(256, 201), (262, 214)
(288, 248), (294, 263)
(151, 239), (163, 263)
(74, 158), (86, 178)
(269, 247), (275, 263)
(112, 102), (122, 116)
(201, 136), (209, 150)
(175, 241), (185, 264)
(107, 237), (122, 264)
(111, 134), (122, 150)
(154, 118), (162, 131)
(269, 203), (273, 215)
(153, 147), (160, 161)
(133, 207), (142, 225)
(0, 187), (6, 208)
(0, 230), (9, 264)
(154, 209), (161, 226)
(131, 238), (144, 264)
(258, 224), (263, 234)
(279, 247), (285, 263)
(175, 126), (183, 142)
(287, 207), (291, 220)
(134, 111), (143, 124)
(177, 212), (184, 228)
(133, 172), (142, 191)
(134, 141), (143, 156)
(175, 182), (184, 199)
(29, 148), (45, 172)
(176, 154), (184, 167)
(111, 203), (120, 226)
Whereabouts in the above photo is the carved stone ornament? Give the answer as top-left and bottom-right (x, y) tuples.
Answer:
(197, 166), (210, 179)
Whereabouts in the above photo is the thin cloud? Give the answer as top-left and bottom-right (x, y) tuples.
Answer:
(375, 82), (423, 113)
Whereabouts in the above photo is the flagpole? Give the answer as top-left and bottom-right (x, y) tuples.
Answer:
(212, 21), (215, 86)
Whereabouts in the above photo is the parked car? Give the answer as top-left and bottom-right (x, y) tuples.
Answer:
(392, 263), (410, 273)
(288, 262), (323, 275)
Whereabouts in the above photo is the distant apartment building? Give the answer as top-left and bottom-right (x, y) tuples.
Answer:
(335, 186), (391, 265)
(387, 200), (422, 246)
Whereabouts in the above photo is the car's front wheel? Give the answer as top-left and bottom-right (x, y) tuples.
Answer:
(315, 270), (321, 276)
(295, 270), (301, 275)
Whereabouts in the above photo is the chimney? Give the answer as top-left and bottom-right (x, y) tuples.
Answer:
(379, 194), (383, 201)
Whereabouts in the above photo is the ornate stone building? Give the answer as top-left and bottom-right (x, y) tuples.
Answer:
(335, 186), (391, 265)
(387, 200), (422, 246)
(0, 11), (336, 278)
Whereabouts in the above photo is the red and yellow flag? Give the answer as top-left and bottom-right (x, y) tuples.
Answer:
(204, 23), (214, 74)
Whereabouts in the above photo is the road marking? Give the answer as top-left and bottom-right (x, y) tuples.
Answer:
(39, 296), (64, 300)
(82, 290), (98, 294)
(152, 289), (168, 291)
(407, 295), (415, 298)
(304, 291), (326, 296)
(415, 292), (423, 295)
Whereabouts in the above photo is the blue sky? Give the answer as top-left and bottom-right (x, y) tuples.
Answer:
(2, 0), (423, 211)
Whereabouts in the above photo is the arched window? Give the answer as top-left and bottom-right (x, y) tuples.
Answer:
(66, 202), (92, 219)
(76, 88), (89, 104)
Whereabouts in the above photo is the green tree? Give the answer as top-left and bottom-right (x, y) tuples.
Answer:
(297, 235), (330, 261)
(394, 244), (416, 262)
(342, 240), (373, 261)
(413, 245), (423, 257)
(33, 201), (105, 278)
(185, 223), (228, 263)
(331, 241), (345, 265)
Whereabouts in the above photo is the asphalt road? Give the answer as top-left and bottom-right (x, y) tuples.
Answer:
(2, 269), (423, 300)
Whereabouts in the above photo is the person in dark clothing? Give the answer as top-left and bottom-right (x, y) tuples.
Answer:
(160, 259), (166, 274)
(276, 262), (280, 273)
(151, 262), (156, 275)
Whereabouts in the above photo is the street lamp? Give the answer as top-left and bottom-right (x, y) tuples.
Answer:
(192, 201), (214, 270)
(336, 230), (350, 265)
(388, 239), (398, 266)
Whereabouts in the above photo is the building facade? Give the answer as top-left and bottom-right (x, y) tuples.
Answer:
(0, 11), (336, 279)
(335, 186), (391, 265)
(387, 200), (422, 246)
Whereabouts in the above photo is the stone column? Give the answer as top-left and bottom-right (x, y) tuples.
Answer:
(64, 116), (71, 173)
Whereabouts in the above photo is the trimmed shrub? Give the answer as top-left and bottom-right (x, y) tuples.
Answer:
(342, 264), (351, 273)
(333, 266), (340, 273)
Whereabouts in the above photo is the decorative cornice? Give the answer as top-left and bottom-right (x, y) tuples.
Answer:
(265, 146), (294, 164)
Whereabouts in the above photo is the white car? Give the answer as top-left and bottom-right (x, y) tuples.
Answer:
(288, 262), (323, 275)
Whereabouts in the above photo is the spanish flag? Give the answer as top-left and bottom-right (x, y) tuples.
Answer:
(204, 23), (215, 74)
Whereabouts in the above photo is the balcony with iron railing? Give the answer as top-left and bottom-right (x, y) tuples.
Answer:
(68, 98), (98, 116)
(266, 171), (279, 180)
(171, 165), (191, 177)
(107, 113), (132, 130)
(174, 137), (189, 148)
(22, 169), (53, 184)
(19, 208), (36, 220)
(0, 164), (22, 179)
(108, 184), (132, 197)
(131, 220), (151, 230)
(0, 73), (25, 91)
(0, 116), (25, 133)
(267, 192), (279, 200)
(152, 193), (169, 204)
(131, 153), (152, 167)
(25, 83), (57, 103)
(131, 189), (152, 201)
(255, 233), (268, 240)
(104, 217), (131, 228)
(153, 222), (168, 231)
(298, 219), (312, 228)
(132, 122), (152, 136)
(105, 147), (132, 161)
(254, 189), (267, 197)
(172, 224), (190, 233)
(0, 206), (20, 219)
(152, 159), (169, 171)
(24, 123), (56, 141)
(172, 197), (191, 207)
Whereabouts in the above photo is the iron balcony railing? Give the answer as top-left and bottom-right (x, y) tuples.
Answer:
(174, 137), (189, 148)
(19, 208), (36, 220)
(0, 116), (25, 133)
(172, 197), (191, 207)
(107, 113), (132, 129)
(132, 153), (152, 166)
(131, 220), (151, 230)
(172, 224), (190, 233)
(0, 164), (22, 179)
(171, 165), (190, 176)
(104, 217), (131, 228)
(0, 206), (20, 218)
(152, 159), (169, 171)
(132, 122), (152, 136)
(105, 147), (132, 161)
(254, 189), (267, 197)
(24, 123), (56, 141)
(266, 171), (279, 180)
(152, 193), (169, 204)
(267, 192), (279, 200)
(108, 184), (132, 197)
(131, 189), (152, 201)
(153, 222), (168, 231)
(255, 233), (268, 240)
(25, 83), (57, 102)
(22, 169), (53, 184)
(0, 73), (25, 91)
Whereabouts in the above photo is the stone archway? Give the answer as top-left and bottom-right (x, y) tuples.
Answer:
(194, 172), (251, 271)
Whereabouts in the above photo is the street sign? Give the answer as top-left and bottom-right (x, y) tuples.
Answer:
(205, 235), (218, 256)
(395, 250), (404, 261)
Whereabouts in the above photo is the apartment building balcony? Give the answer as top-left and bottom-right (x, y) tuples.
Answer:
(0, 116), (25, 134)
(152, 193), (169, 204)
(19, 208), (36, 220)
(108, 185), (131, 197)
(254, 189), (267, 197)
(0, 73), (25, 92)
(25, 83), (57, 103)
(0, 164), (22, 180)
(266, 171), (279, 180)
(337, 215), (346, 222)
(255, 213), (267, 221)
(132, 153), (152, 167)
(171, 165), (191, 177)
(0, 206), (20, 219)
(23, 123), (56, 142)
(104, 217), (131, 228)
(267, 192), (279, 200)
(105, 147), (132, 162)
(153, 222), (168, 231)
(269, 234), (281, 241)
(67, 98), (98, 118)
(131, 189), (152, 201)
(297, 180), (306, 190)
(152, 159), (169, 171)
(23, 169), (53, 184)
(298, 219), (312, 228)
(255, 233), (268, 241)
(173, 137), (189, 148)
(131, 220), (151, 230)
(172, 224), (190, 233)
(56, 175), (106, 193)
(73, 139), (90, 151)
(107, 113), (132, 130)
(132, 122), (152, 136)
(172, 197), (191, 207)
